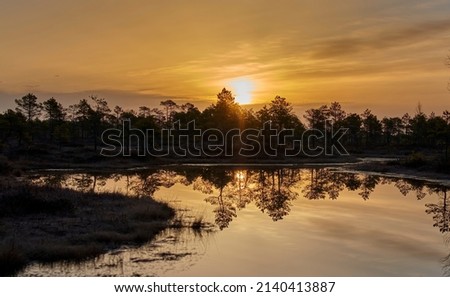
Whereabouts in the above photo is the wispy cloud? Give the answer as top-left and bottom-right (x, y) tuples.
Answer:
(1, 1), (449, 114)
(309, 19), (450, 59)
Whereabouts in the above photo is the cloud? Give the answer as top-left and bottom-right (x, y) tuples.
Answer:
(1, 1), (449, 115)
(310, 19), (450, 59)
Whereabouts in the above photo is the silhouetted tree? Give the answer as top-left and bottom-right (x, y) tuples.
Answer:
(401, 113), (412, 144)
(303, 105), (329, 131)
(89, 96), (111, 151)
(427, 114), (447, 149)
(138, 106), (151, 118)
(381, 117), (402, 145)
(74, 99), (92, 143)
(266, 96), (301, 130)
(42, 97), (66, 143)
(341, 113), (362, 147)
(329, 101), (346, 126)
(112, 105), (124, 126)
(443, 110), (450, 125)
(1, 88), (450, 163)
(122, 109), (138, 119)
(361, 109), (382, 146)
(0, 109), (26, 147)
(303, 105), (329, 150)
(149, 108), (164, 126)
(15, 93), (41, 122)
(43, 97), (65, 122)
(173, 103), (201, 124)
(14, 93), (41, 143)
(410, 110), (428, 146)
(160, 100), (178, 126)
(202, 88), (243, 131)
(256, 96), (303, 156)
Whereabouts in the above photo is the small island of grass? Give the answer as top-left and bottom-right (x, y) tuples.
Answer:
(0, 178), (175, 276)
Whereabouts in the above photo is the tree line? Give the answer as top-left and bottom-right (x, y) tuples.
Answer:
(0, 89), (449, 160)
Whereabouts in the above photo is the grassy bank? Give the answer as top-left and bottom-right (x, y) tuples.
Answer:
(0, 179), (175, 276)
(0, 148), (358, 170)
(345, 152), (450, 185)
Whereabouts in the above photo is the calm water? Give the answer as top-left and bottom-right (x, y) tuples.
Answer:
(21, 166), (450, 276)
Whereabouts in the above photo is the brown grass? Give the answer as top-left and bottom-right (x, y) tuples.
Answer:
(0, 182), (174, 276)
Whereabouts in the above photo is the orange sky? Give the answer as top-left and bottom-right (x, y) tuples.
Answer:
(1, 0), (449, 116)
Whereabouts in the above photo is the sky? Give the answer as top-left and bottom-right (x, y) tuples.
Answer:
(1, 0), (450, 116)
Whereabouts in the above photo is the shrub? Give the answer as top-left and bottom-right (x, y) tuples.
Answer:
(402, 152), (427, 168)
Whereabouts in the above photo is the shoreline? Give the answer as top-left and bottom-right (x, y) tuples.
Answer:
(14, 155), (361, 170)
(0, 179), (176, 276)
(341, 161), (450, 187)
(12, 155), (448, 187)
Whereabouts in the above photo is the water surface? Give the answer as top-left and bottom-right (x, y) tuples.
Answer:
(21, 166), (450, 276)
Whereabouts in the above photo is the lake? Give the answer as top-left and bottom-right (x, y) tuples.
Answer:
(20, 166), (450, 276)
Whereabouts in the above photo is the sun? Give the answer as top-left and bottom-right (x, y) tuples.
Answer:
(229, 78), (255, 105)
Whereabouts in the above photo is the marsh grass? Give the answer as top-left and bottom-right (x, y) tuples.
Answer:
(0, 182), (175, 276)
(169, 213), (214, 234)
(191, 216), (204, 230)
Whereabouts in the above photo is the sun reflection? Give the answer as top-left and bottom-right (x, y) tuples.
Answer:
(235, 170), (246, 182)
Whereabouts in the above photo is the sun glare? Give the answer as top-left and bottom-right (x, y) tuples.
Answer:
(229, 78), (255, 105)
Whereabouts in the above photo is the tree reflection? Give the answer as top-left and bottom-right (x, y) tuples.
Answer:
(230, 170), (252, 209)
(30, 167), (450, 275)
(131, 170), (181, 197)
(303, 169), (329, 200)
(302, 169), (352, 200)
(200, 169), (236, 230)
(358, 175), (380, 200)
(31, 167), (450, 234)
(253, 168), (300, 221)
(422, 186), (450, 276)
(394, 179), (427, 200)
(205, 190), (237, 230)
(338, 172), (362, 192)
(35, 173), (68, 188)
(69, 174), (98, 192)
(425, 187), (449, 233)
(443, 251), (450, 277)
(180, 167), (302, 227)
